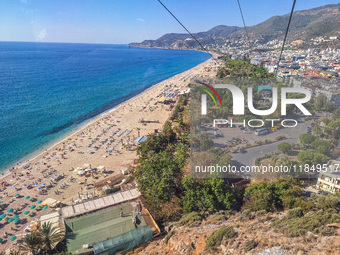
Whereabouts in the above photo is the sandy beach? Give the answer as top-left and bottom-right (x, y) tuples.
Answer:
(0, 57), (217, 251)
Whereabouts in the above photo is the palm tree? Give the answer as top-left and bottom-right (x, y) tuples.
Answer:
(20, 232), (42, 255)
(38, 222), (64, 253)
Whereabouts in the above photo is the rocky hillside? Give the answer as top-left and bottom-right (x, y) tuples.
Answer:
(129, 210), (340, 255)
(130, 25), (241, 49)
(129, 3), (340, 48)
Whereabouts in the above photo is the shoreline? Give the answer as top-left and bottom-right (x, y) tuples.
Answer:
(0, 56), (217, 251)
(0, 57), (210, 175)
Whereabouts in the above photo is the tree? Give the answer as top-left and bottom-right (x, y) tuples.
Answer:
(297, 151), (328, 166)
(299, 134), (316, 145)
(39, 222), (65, 252)
(135, 150), (181, 202)
(243, 179), (304, 212)
(328, 119), (340, 130)
(313, 125), (322, 137)
(311, 140), (334, 155)
(181, 176), (235, 212)
(20, 232), (42, 255)
(277, 142), (292, 154)
(333, 108), (340, 118)
(323, 103), (333, 112)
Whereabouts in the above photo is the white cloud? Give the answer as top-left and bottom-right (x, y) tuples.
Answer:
(137, 18), (144, 22)
(35, 29), (47, 41)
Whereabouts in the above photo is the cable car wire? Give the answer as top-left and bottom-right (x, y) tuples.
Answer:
(277, 0), (297, 69)
(236, 0), (251, 47)
(157, 0), (222, 67)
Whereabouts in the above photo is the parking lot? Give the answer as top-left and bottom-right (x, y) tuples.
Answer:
(202, 115), (314, 168)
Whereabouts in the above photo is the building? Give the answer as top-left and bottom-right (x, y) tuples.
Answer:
(61, 188), (160, 255)
(258, 85), (273, 98)
(316, 161), (340, 193)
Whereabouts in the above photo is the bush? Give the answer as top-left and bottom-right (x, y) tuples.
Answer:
(212, 211), (229, 221)
(275, 136), (286, 141)
(105, 186), (120, 195)
(312, 193), (340, 212)
(272, 211), (340, 237)
(178, 212), (203, 226)
(205, 226), (236, 250)
(164, 231), (175, 244)
(256, 210), (267, 216)
(288, 207), (304, 218)
(242, 209), (251, 216)
(244, 239), (257, 252)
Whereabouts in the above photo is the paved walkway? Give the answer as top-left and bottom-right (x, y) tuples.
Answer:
(61, 188), (141, 218)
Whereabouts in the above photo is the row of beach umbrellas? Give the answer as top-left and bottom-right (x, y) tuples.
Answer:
(0, 186), (51, 244)
(0, 236), (17, 243)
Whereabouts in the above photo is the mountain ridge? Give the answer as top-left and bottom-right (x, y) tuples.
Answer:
(129, 3), (340, 49)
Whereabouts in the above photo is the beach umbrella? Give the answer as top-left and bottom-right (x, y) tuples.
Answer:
(35, 183), (39, 186)
(14, 218), (20, 223)
(8, 218), (14, 223)
(42, 206), (48, 210)
(42, 183), (46, 186)
(0, 237), (3, 243)
(37, 200), (42, 204)
(0, 201), (3, 204)
(7, 208), (14, 213)
(23, 184), (27, 188)
(37, 187), (42, 190)
(14, 193), (20, 198)
(25, 196), (30, 200)
(0, 214), (6, 219)
(13, 215), (19, 219)
(30, 205), (36, 209)
(23, 211), (30, 215)
(9, 236), (17, 241)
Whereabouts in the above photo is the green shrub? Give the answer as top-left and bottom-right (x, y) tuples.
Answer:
(272, 211), (340, 237)
(212, 211), (228, 221)
(312, 193), (340, 212)
(288, 207), (304, 218)
(315, 226), (336, 236)
(256, 210), (267, 216)
(244, 239), (257, 252)
(164, 231), (175, 244)
(205, 226), (236, 250)
(242, 209), (251, 216)
(122, 175), (133, 185)
(104, 186), (120, 195)
(178, 212), (203, 226)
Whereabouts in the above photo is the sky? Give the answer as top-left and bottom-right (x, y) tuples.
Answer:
(0, 0), (339, 44)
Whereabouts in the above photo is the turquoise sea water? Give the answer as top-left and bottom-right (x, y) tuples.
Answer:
(0, 42), (209, 172)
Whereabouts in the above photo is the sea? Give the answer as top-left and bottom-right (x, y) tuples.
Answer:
(0, 42), (210, 172)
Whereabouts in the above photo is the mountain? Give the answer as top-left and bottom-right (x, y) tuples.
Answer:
(241, 3), (340, 42)
(129, 25), (242, 49)
(129, 3), (340, 49)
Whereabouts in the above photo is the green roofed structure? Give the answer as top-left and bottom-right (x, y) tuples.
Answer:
(63, 189), (159, 254)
